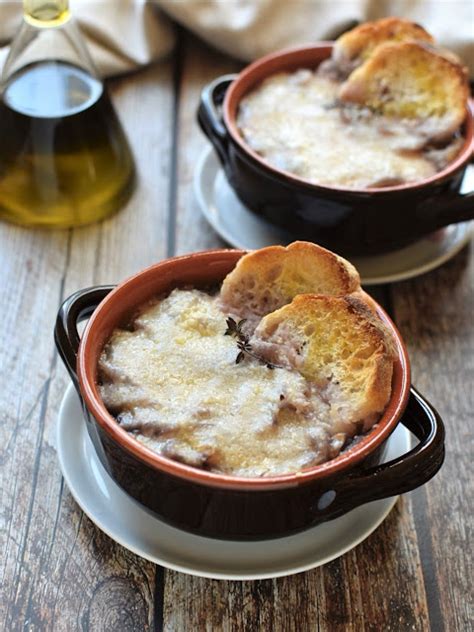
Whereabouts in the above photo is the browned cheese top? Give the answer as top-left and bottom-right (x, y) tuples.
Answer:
(237, 69), (463, 188)
(98, 289), (374, 477)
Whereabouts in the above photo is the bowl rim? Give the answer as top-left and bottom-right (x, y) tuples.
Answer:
(222, 42), (474, 195)
(77, 249), (411, 491)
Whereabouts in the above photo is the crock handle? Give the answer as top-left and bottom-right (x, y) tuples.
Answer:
(197, 74), (237, 165)
(54, 286), (114, 389)
(429, 190), (474, 227)
(423, 107), (474, 228)
(334, 387), (445, 508)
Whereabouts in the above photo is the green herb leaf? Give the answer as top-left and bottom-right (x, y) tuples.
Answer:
(224, 316), (277, 369)
(236, 351), (245, 364)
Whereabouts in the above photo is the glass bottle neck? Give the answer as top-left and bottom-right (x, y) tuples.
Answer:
(23, 1), (70, 27)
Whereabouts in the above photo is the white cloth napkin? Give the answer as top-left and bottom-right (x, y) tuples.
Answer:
(0, 0), (472, 77)
(0, 0), (175, 76)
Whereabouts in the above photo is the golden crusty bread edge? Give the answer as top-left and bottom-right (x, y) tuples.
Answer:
(254, 292), (395, 423)
(338, 40), (469, 139)
(221, 241), (361, 318)
(333, 16), (434, 69)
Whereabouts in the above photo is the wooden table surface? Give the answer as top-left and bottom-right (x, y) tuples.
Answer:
(1, 35), (472, 632)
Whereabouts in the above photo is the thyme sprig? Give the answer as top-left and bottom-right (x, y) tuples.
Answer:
(224, 317), (275, 369)
(224, 316), (247, 339)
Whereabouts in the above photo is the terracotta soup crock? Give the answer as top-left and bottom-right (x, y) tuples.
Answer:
(198, 44), (474, 256)
(55, 249), (445, 540)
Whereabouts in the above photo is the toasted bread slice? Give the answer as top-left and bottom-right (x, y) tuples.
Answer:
(338, 41), (469, 140)
(252, 294), (394, 427)
(220, 241), (360, 322)
(333, 17), (434, 73)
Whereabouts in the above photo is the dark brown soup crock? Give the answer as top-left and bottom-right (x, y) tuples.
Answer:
(55, 249), (445, 540)
(198, 44), (474, 256)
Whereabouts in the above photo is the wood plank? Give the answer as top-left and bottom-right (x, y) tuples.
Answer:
(167, 36), (433, 632)
(164, 501), (430, 632)
(0, 228), (70, 630)
(173, 33), (240, 256)
(390, 242), (474, 632)
(0, 61), (174, 631)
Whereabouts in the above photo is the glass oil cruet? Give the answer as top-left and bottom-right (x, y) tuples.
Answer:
(0, 0), (135, 227)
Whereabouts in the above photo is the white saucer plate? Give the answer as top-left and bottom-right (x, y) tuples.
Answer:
(57, 385), (412, 580)
(194, 147), (474, 286)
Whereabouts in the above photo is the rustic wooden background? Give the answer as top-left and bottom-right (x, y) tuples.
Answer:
(1, 34), (472, 631)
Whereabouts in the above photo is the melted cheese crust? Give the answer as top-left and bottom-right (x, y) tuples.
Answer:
(237, 69), (462, 188)
(99, 289), (355, 477)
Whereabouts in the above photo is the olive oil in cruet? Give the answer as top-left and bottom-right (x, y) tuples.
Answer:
(0, 0), (135, 227)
